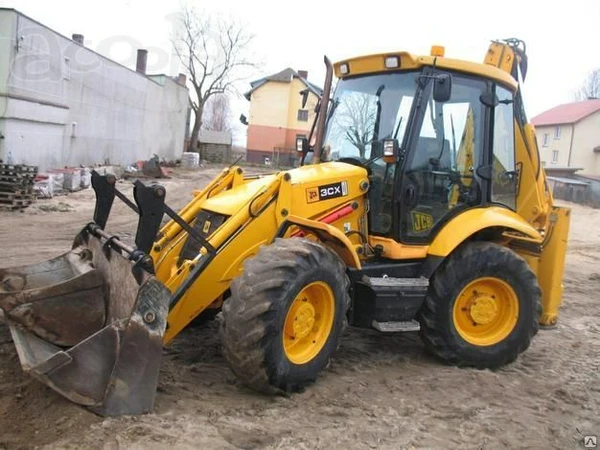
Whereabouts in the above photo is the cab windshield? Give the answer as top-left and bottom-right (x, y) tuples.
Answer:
(324, 72), (419, 161)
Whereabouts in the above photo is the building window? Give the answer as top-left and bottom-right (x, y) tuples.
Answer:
(297, 109), (309, 122)
(554, 126), (561, 139)
(542, 133), (549, 147)
(63, 56), (71, 80)
(552, 150), (559, 163)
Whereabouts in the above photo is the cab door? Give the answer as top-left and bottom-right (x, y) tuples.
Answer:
(397, 74), (490, 244)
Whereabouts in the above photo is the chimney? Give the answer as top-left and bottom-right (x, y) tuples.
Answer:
(136, 49), (148, 74)
(72, 34), (84, 45)
(177, 73), (187, 86)
(298, 70), (308, 79)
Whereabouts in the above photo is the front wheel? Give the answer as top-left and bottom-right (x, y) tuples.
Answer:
(418, 242), (542, 368)
(220, 238), (350, 393)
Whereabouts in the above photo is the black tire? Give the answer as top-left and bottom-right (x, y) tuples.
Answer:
(418, 241), (542, 368)
(220, 238), (350, 394)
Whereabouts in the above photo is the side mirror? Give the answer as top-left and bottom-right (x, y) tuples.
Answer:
(300, 89), (309, 109)
(382, 138), (399, 164)
(296, 136), (309, 154)
(479, 92), (499, 107)
(433, 74), (452, 103)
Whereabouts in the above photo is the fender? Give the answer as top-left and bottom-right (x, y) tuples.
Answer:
(278, 214), (362, 269)
(428, 206), (542, 257)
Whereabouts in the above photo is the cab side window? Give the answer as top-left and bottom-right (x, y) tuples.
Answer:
(491, 87), (517, 210)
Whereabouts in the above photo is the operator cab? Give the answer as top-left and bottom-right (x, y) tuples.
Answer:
(318, 49), (519, 246)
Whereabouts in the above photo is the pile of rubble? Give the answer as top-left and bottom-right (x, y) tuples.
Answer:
(124, 155), (175, 179)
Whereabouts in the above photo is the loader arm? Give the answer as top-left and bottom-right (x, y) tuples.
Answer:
(157, 162), (367, 342)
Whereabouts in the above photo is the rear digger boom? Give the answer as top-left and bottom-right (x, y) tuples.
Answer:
(0, 38), (570, 416)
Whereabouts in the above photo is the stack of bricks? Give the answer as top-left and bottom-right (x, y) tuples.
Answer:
(0, 164), (38, 210)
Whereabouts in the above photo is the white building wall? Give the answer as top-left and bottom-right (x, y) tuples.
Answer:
(534, 124), (573, 167)
(570, 112), (600, 176)
(0, 9), (189, 170)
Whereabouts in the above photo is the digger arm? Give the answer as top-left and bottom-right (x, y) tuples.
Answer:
(484, 40), (571, 326)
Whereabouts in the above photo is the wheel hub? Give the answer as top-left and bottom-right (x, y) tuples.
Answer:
(283, 281), (335, 365)
(286, 301), (316, 339)
(469, 295), (498, 325)
(452, 277), (520, 347)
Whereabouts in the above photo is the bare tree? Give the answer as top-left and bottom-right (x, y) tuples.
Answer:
(173, 6), (255, 151)
(329, 92), (377, 158)
(575, 68), (600, 100)
(202, 94), (232, 132)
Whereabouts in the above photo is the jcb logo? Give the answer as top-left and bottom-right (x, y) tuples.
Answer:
(411, 211), (433, 232)
(306, 187), (319, 203)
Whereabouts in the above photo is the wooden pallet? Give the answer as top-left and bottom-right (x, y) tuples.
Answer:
(0, 182), (33, 193)
(0, 164), (38, 173)
(0, 204), (34, 211)
(0, 192), (36, 200)
(0, 164), (38, 210)
(0, 204), (26, 211)
(0, 201), (34, 210)
(0, 173), (36, 183)
(0, 165), (38, 180)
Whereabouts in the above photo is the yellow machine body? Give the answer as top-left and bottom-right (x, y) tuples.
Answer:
(151, 41), (570, 334)
(0, 39), (571, 415)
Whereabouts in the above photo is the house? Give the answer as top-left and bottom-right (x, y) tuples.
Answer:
(0, 8), (190, 170)
(196, 130), (232, 163)
(244, 68), (322, 165)
(531, 99), (600, 176)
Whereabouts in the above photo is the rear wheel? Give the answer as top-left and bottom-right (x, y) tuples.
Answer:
(419, 242), (542, 368)
(220, 238), (350, 393)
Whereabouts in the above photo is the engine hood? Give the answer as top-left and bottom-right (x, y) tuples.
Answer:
(285, 161), (367, 185)
(200, 162), (367, 216)
(200, 174), (278, 216)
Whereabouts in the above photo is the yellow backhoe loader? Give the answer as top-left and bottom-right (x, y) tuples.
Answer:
(0, 39), (570, 416)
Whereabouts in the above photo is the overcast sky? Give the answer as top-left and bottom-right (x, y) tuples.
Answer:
(3, 0), (600, 143)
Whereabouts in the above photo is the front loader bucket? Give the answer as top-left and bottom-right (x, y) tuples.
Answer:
(0, 173), (172, 416)
(0, 231), (171, 416)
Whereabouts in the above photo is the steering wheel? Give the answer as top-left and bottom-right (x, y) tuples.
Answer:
(338, 157), (372, 175)
(496, 170), (517, 186)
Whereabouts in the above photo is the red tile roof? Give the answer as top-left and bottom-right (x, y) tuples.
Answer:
(531, 99), (600, 126)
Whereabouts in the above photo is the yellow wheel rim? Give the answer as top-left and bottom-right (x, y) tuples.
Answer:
(452, 277), (519, 346)
(283, 281), (335, 364)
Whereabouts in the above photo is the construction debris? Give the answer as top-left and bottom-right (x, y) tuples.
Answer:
(142, 154), (171, 178)
(124, 156), (174, 179)
(181, 152), (200, 169)
(34, 168), (94, 198)
(33, 173), (63, 198)
(0, 164), (37, 210)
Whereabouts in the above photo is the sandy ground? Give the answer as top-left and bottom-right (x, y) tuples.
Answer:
(0, 166), (599, 450)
